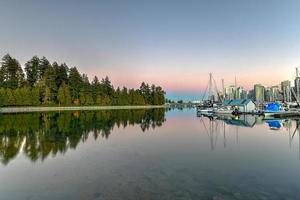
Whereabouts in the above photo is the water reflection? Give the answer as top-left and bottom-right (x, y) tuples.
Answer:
(198, 114), (300, 159)
(1, 109), (300, 199)
(266, 120), (281, 130)
(0, 109), (166, 165)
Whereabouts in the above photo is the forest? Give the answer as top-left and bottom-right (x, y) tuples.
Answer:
(0, 54), (165, 106)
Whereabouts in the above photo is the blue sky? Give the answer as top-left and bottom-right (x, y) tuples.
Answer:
(1, 0), (300, 101)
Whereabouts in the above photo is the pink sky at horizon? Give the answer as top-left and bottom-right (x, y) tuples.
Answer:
(82, 65), (296, 93)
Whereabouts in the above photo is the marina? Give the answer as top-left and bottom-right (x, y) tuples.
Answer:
(196, 72), (300, 120)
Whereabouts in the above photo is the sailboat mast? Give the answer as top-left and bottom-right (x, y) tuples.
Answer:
(208, 73), (212, 101)
(234, 76), (237, 99)
(222, 78), (225, 100)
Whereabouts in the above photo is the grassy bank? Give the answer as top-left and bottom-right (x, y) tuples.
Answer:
(0, 105), (168, 113)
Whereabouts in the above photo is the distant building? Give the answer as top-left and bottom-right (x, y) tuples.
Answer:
(241, 90), (248, 99)
(281, 80), (292, 102)
(235, 86), (245, 99)
(247, 89), (254, 100)
(222, 99), (256, 113)
(270, 85), (282, 102)
(254, 84), (265, 103)
(294, 77), (300, 101)
(225, 85), (236, 100)
(264, 87), (271, 102)
(224, 85), (246, 100)
(295, 68), (300, 101)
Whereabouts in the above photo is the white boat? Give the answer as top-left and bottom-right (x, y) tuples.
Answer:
(212, 107), (239, 116)
(213, 109), (233, 115)
(197, 109), (213, 115)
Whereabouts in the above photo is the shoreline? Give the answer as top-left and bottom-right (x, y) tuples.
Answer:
(0, 105), (168, 114)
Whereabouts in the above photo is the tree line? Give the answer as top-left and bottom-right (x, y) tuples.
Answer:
(0, 54), (165, 106)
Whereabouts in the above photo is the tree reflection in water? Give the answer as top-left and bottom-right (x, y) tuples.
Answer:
(0, 108), (166, 165)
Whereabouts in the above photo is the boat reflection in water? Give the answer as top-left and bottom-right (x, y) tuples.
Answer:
(0, 109), (166, 165)
(266, 120), (281, 130)
(197, 113), (300, 158)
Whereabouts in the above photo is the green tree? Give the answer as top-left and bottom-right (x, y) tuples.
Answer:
(31, 87), (40, 106)
(0, 68), (4, 87)
(0, 88), (6, 106)
(91, 76), (101, 103)
(57, 83), (71, 106)
(96, 95), (111, 105)
(43, 86), (51, 105)
(53, 62), (68, 88)
(101, 76), (114, 96)
(25, 56), (40, 87)
(139, 82), (151, 104)
(1, 54), (24, 89)
(43, 67), (57, 102)
(69, 67), (82, 102)
(120, 87), (129, 105)
(84, 94), (94, 105)
(38, 56), (51, 80)
(129, 89), (145, 105)
(5, 88), (15, 106)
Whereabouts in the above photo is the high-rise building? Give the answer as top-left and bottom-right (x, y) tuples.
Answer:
(235, 86), (243, 99)
(270, 85), (282, 102)
(281, 80), (292, 102)
(264, 87), (271, 102)
(225, 85), (235, 100)
(224, 85), (246, 100)
(247, 89), (254, 100)
(254, 84), (265, 103)
(294, 68), (300, 101)
(241, 89), (248, 99)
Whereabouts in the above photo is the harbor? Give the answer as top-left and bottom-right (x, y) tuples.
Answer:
(196, 71), (300, 120)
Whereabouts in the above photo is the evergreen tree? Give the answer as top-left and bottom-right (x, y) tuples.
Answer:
(139, 82), (151, 104)
(38, 56), (51, 80)
(79, 91), (86, 105)
(84, 94), (94, 105)
(57, 83), (71, 105)
(120, 87), (129, 105)
(91, 76), (101, 102)
(44, 67), (57, 102)
(101, 76), (114, 96)
(1, 54), (24, 89)
(96, 95), (111, 105)
(43, 86), (51, 105)
(129, 89), (145, 105)
(0, 68), (4, 87)
(154, 86), (165, 105)
(54, 62), (68, 88)
(31, 87), (40, 106)
(113, 87), (121, 105)
(0, 88), (6, 106)
(6, 88), (15, 106)
(69, 67), (82, 102)
(14, 88), (22, 106)
(22, 87), (32, 106)
(25, 56), (40, 87)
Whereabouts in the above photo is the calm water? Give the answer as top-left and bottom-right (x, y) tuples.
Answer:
(1, 108), (300, 200)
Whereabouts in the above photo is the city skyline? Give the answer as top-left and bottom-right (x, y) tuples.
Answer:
(1, 0), (300, 101)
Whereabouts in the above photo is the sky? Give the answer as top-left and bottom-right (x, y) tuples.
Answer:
(0, 0), (300, 101)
